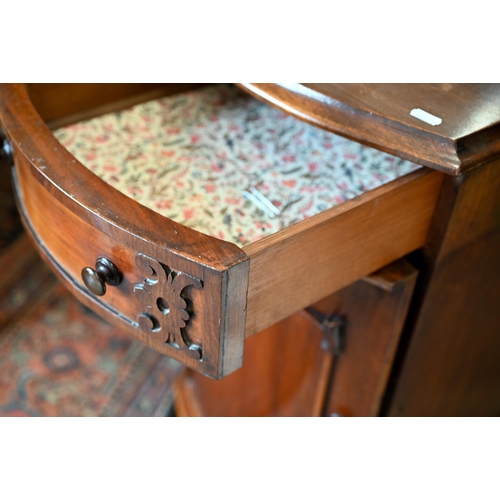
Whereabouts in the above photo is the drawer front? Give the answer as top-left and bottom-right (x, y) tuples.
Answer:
(1, 84), (249, 379)
(13, 150), (249, 379)
(1, 83), (444, 380)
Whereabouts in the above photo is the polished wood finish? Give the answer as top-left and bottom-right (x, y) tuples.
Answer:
(324, 260), (418, 417)
(174, 374), (204, 417)
(176, 311), (334, 416)
(26, 83), (206, 129)
(13, 157), (249, 379)
(81, 257), (123, 297)
(237, 83), (500, 416)
(244, 168), (442, 337)
(239, 84), (500, 175)
(2, 83), (249, 379)
(0, 83), (444, 379)
(175, 259), (417, 417)
(388, 158), (500, 416)
(5, 82), (498, 414)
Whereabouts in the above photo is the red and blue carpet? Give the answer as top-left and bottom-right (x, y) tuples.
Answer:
(0, 235), (181, 417)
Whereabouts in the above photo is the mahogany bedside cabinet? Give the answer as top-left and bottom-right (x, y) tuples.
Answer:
(0, 83), (498, 416)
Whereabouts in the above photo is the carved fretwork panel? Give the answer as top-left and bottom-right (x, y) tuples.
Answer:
(133, 253), (204, 360)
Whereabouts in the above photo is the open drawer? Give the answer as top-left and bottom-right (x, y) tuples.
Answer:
(0, 83), (444, 378)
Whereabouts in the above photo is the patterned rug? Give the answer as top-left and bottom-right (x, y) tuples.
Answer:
(0, 235), (182, 417)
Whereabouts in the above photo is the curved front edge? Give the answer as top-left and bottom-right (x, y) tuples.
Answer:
(12, 160), (249, 379)
(1, 84), (250, 380)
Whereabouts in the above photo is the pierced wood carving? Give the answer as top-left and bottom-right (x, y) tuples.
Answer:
(133, 253), (204, 360)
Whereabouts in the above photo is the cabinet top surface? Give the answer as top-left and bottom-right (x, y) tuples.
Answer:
(304, 84), (500, 140)
(238, 83), (500, 175)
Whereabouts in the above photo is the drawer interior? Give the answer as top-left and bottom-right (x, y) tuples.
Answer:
(3, 83), (445, 378)
(50, 84), (422, 247)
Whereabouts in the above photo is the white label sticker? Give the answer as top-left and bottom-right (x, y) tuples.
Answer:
(410, 108), (443, 126)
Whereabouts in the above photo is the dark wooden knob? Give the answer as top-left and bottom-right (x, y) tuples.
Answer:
(82, 257), (122, 296)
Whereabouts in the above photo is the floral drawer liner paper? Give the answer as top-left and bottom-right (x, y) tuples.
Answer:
(54, 84), (421, 247)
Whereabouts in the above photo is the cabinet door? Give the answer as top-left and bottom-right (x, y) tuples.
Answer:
(175, 259), (418, 416)
(323, 259), (417, 417)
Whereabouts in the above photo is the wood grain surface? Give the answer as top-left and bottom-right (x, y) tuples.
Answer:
(323, 259), (418, 417)
(175, 259), (417, 417)
(238, 83), (500, 175)
(388, 157), (500, 416)
(0, 83), (445, 375)
(175, 310), (333, 416)
(14, 160), (249, 379)
(244, 168), (443, 337)
(27, 83), (206, 129)
(1, 83), (249, 379)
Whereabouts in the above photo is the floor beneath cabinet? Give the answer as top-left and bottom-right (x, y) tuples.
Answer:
(0, 232), (181, 417)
